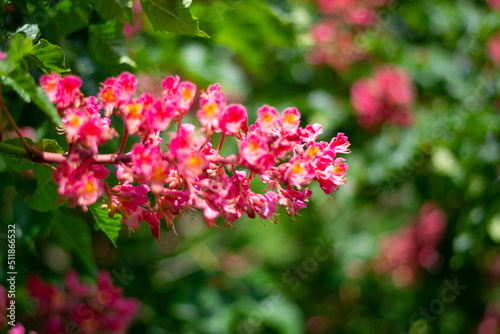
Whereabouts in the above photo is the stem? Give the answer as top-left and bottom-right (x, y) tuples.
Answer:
(0, 92), (2, 143)
(0, 86), (34, 156)
(217, 134), (225, 153)
(0, 141), (132, 165)
(0, 141), (27, 158)
(117, 127), (128, 155)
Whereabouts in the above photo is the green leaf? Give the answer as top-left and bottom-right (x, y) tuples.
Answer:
(26, 165), (62, 212)
(88, 20), (136, 67)
(26, 39), (69, 74)
(45, 0), (92, 41)
(33, 139), (65, 153)
(14, 23), (41, 41)
(91, 0), (134, 25)
(89, 203), (123, 247)
(0, 35), (32, 75)
(53, 212), (97, 274)
(3, 66), (62, 125)
(140, 0), (209, 38)
(0, 138), (36, 172)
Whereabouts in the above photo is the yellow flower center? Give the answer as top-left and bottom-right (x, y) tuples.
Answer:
(189, 155), (203, 167)
(308, 147), (319, 156)
(102, 88), (115, 102)
(69, 114), (81, 127)
(152, 165), (167, 182)
(284, 113), (295, 124)
(183, 88), (194, 101)
(292, 161), (304, 174)
(249, 140), (260, 151)
(85, 180), (96, 193)
(263, 112), (274, 123)
(128, 103), (142, 117)
(204, 103), (217, 116)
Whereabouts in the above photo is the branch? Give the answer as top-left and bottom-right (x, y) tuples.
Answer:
(0, 141), (132, 165)
(0, 86), (34, 157)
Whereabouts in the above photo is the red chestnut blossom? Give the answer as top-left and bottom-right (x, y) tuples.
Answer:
(220, 104), (249, 136)
(308, 0), (393, 71)
(487, 32), (500, 66)
(256, 105), (279, 133)
(351, 66), (416, 128)
(39, 72), (350, 240)
(307, 20), (367, 72)
(372, 202), (447, 287)
(53, 155), (109, 211)
(487, 0), (500, 10)
(197, 83), (227, 132)
(24, 271), (139, 334)
(478, 303), (500, 334)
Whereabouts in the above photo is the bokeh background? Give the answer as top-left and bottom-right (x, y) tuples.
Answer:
(1, 0), (500, 333)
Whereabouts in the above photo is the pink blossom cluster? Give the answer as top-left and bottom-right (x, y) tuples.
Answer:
(487, 0), (500, 10)
(478, 303), (500, 334)
(350, 66), (416, 128)
(123, 0), (144, 39)
(306, 20), (368, 72)
(372, 202), (447, 287)
(317, 0), (392, 26)
(487, 31), (500, 66)
(307, 0), (392, 72)
(19, 271), (140, 334)
(39, 72), (350, 241)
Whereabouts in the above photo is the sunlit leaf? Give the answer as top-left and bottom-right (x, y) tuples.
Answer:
(140, 0), (209, 38)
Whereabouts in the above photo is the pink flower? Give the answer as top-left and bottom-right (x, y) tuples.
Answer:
(487, 32), (500, 66)
(26, 271), (140, 334)
(487, 0), (500, 10)
(256, 105), (279, 133)
(53, 156), (109, 210)
(40, 74), (82, 110)
(280, 107), (301, 134)
(7, 323), (37, 334)
(40, 73), (61, 103)
(372, 202), (447, 287)
(176, 81), (197, 113)
(316, 157), (348, 194)
(220, 104), (248, 136)
(345, 7), (377, 26)
(147, 100), (175, 132)
(131, 144), (163, 176)
(239, 132), (275, 172)
(351, 66), (415, 128)
(250, 191), (278, 219)
(116, 71), (138, 103)
(197, 84), (227, 132)
(283, 158), (315, 188)
(56, 75), (82, 109)
(161, 75), (196, 117)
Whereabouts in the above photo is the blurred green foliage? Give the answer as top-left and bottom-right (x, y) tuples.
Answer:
(1, 0), (500, 333)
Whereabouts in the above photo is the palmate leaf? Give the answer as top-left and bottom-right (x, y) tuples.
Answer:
(140, 0), (209, 38)
(26, 165), (61, 212)
(53, 212), (97, 274)
(91, 0), (134, 25)
(0, 138), (37, 172)
(89, 203), (123, 247)
(26, 39), (69, 74)
(88, 20), (136, 67)
(0, 138), (62, 211)
(33, 139), (65, 154)
(2, 66), (62, 125)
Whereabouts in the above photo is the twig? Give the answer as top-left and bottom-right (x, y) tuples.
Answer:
(0, 85), (34, 157)
(117, 127), (128, 155)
